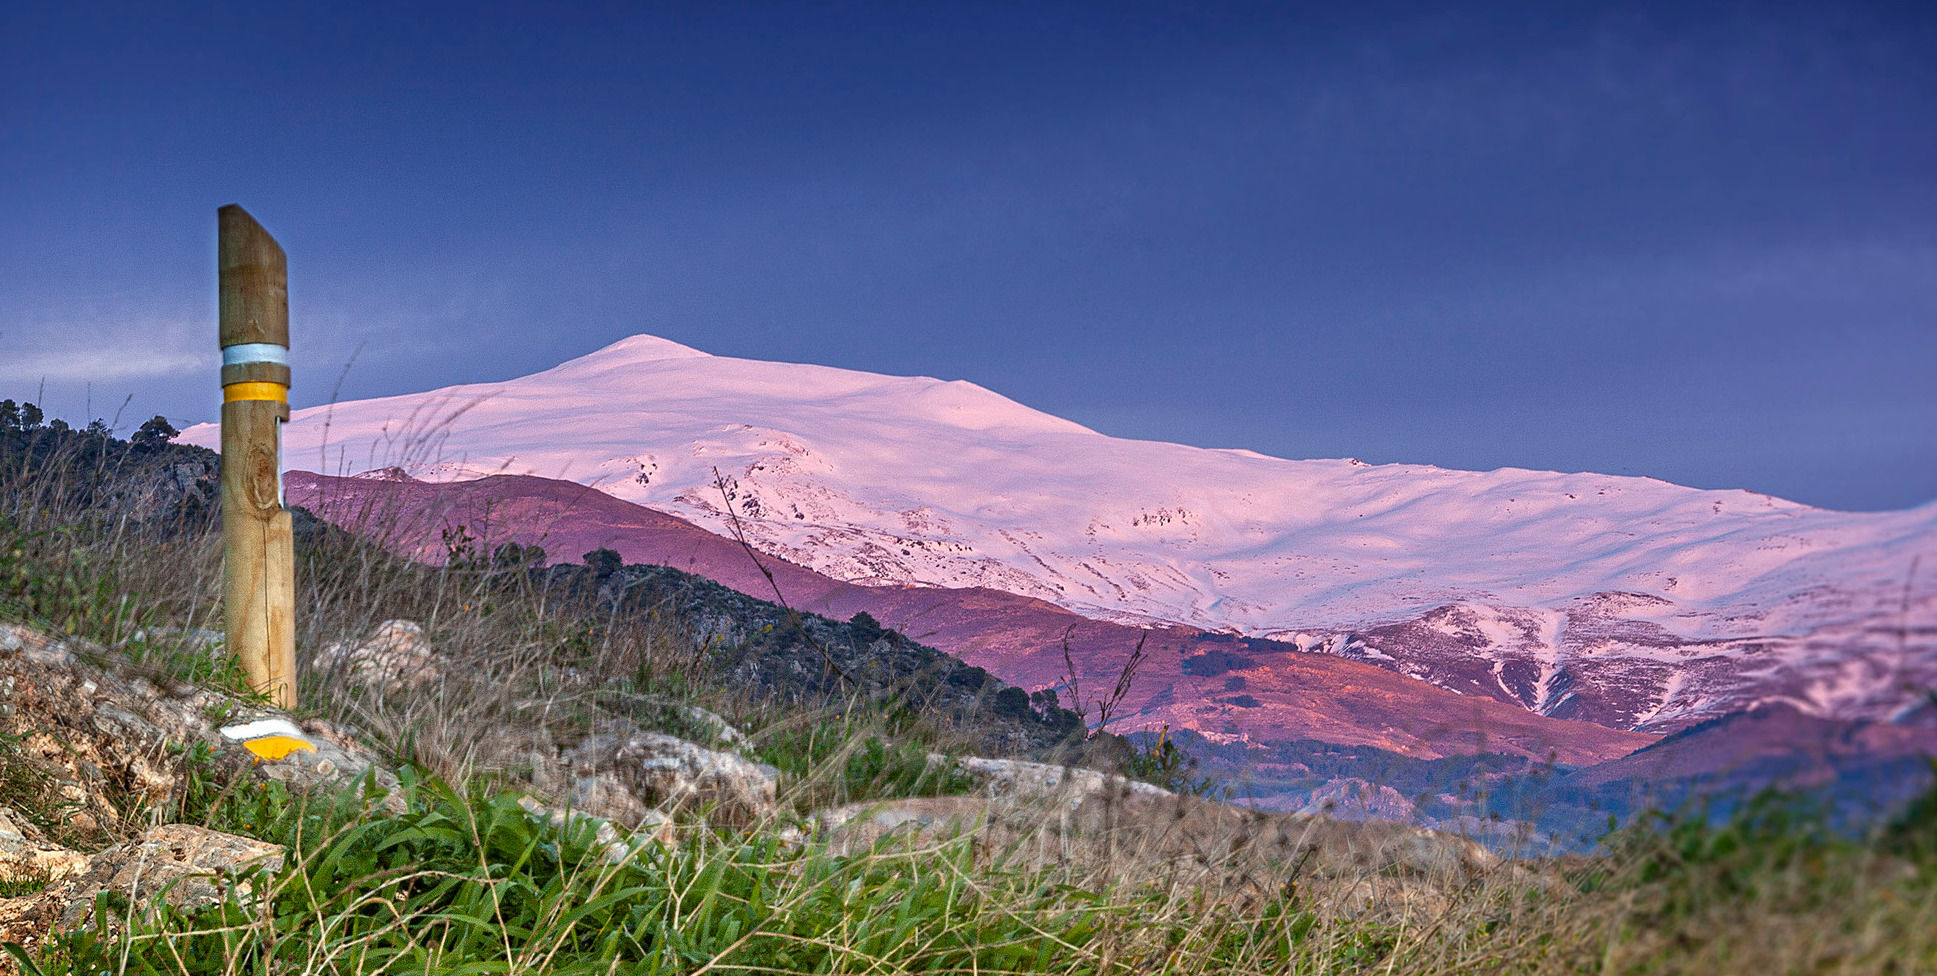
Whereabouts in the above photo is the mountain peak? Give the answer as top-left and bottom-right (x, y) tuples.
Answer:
(581, 333), (712, 363)
(180, 335), (1937, 738)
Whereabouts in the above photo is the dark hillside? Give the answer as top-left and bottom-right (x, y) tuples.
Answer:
(0, 402), (219, 529)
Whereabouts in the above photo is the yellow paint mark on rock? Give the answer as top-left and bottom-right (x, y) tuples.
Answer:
(243, 735), (315, 761)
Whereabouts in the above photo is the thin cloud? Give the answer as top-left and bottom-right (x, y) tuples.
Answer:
(0, 318), (208, 383)
(0, 347), (205, 383)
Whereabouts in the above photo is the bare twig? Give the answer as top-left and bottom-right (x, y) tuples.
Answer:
(1060, 625), (1150, 735)
(1096, 629), (1149, 733)
(1060, 625), (1085, 731)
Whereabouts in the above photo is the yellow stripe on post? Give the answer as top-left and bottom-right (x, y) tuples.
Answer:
(223, 381), (290, 403)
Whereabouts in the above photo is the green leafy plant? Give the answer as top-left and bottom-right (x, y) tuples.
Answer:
(1127, 725), (1221, 798)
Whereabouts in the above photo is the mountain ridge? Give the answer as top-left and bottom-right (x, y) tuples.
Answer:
(181, 333), (1937, 733)
(283, 467), (1655, 771)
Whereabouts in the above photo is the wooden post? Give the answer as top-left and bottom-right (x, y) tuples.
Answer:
(218, 204), (296, 708)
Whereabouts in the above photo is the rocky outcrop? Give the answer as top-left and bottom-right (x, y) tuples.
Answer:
(3, 618), (789, 835)
(550, 723), (779, 827)
(0, 808), (87, 885)
(316, 618), (440, 694)
(310, 618), (778, 828)
(673, 703), (751, 751)
(0, 824), (281, 958)
(948, 755), (1171, 809)
(0, 424), (220, 532)
(0, 621), (397, 838)
(0, 617), (802, 970)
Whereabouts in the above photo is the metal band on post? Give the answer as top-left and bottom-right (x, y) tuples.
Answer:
(219, 204), (298, 710)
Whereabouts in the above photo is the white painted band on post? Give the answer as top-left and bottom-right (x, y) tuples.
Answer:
(222, 343), (290, 367)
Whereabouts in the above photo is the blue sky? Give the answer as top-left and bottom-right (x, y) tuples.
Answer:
(3, 1), (1932, 510)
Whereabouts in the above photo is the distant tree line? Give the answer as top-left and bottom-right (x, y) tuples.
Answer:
(0, 399), (179, 452)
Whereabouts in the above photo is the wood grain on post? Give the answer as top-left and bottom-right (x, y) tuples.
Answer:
(218, 204), (296, 708)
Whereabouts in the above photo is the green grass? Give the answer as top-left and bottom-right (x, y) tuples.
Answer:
(0, 516), (156, 646)
(18, 764), (1927, 975)
(751, 703), (981, 813)
(16, 773), (1199, 975)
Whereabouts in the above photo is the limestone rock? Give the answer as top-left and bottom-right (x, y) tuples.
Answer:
(0, 621), (398, 827)
(558, 725), (778, 826)
(678, 703), (751, 751)
(316, 619), (439, 693)
(817, 795), (991, 848)
(950, 755), (1172, 810)
(0, 808), (86, 884)
(0, 622), (71, 667)
(562, 692), (754, 754)
(0, 824), (282, 955)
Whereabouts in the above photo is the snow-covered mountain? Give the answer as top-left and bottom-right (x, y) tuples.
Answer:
(182, 334), (1937, 732)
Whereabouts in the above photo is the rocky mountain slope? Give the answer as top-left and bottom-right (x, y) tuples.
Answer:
(182, 334), (1937, 734)
(287, 469), (1653, 771)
